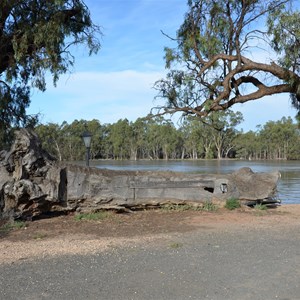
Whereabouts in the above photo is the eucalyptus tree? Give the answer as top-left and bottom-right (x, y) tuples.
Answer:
(154, 0), (300, 119)
(0, 0), (101, 146)
(131, 118), (150, 160)
(206, 110), (243, 159)
(181, 110), (243, 159)
(60, 120), (88, 161)
(159, 120), (180, 159)
(35, 123), (64, 161)
(259, 117), (298, 159)
(84, 119), (103, 159)
(274, 117), (298, 159)
(179, 117), (204, 159)
(145, 116), (164, 159)
(234, 131), (260, 160)
(145, 116), (179, 160)
(99, 123), (114, 159)
(108, 119), (133, 160)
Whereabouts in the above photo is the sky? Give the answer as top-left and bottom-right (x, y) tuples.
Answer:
(27, 0), (298, 132)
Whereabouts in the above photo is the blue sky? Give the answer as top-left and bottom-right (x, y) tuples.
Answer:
(27, 0), (297, 131)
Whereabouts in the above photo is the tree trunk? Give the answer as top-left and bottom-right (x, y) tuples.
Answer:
(54, 140), (62, 161)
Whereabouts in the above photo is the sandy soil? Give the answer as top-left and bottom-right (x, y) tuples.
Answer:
(1, 204), (300, 264)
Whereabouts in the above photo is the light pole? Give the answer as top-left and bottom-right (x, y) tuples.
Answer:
(82, 128), (92, 167)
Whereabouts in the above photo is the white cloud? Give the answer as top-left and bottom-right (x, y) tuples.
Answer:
(27, 0), (296, 130)
(29, 68), (297, 130)
(28, 69), (166, 124)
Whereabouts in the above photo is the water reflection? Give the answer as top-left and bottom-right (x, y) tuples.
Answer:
(93, 160), (300, 204)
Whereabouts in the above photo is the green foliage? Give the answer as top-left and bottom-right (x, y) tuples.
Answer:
(109, 119), (133, 160)
(234, 131), (259, 160)
(268, 8), (300, 72)
(30, 114), (300, 161)
(253, 204), (268, 211)
(74, 211), (113, 221)
(201, 201), (218, 212)
(225, 198), (241, 210)
(154, 0), (300, 122)
(235, 117), (300, 160)
(0, 220), (26, 232)
(0, 0), (101, 147)
(35, 119), (104, 161)
(160, 201), (217, 212)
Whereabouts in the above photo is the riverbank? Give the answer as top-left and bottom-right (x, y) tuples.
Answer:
(1, 204), (300, 264)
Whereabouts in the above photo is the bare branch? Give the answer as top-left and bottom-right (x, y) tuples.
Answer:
(160, 30), (178, 42)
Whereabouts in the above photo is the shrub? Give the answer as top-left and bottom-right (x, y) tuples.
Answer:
(254, 203), (268, 211)
(0, 220), (26, 232)
(201, 201), (218, 212)
(225, 198), (241, 210)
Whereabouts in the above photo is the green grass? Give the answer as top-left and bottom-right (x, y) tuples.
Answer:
(0, 220), (26, 232)
(253, 203), (268, 216)
(160, 201), (218, 212)
(254, 203), (268, 211)
(225, 198), (241, 210)
(74, 210), (113, 221)
(201, 201), (218, 212)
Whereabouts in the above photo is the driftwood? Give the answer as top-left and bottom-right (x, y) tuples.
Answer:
(0, 129), (280, 220)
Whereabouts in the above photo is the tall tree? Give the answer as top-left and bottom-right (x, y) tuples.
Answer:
(154, 0), (300, 119)
(234, 131), (259, 160)
(206, 110), (243, 159)
(179, 117), (214, 159)
(259, 117), (298, 159)
(35, 123), (64, 161)
(0, 0), (101, 146)
(109, 119), (132, 160)
(131, 118), (149, 160)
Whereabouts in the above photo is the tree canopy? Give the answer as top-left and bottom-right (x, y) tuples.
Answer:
(34, 115), (300, 161)
(0, 0), (101, 146)
(154, 0), (300, 119)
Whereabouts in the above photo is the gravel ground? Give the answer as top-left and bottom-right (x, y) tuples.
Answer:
(1, 205), (300, 300)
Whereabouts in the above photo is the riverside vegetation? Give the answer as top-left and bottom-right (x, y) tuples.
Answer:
(2, 1), (300, 165)
(6, 114), (298, 162)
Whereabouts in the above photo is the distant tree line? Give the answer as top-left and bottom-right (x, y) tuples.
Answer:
(29, 112), (300, 162)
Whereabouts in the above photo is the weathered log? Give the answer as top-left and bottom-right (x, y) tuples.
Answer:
(0, 129), (280, 220)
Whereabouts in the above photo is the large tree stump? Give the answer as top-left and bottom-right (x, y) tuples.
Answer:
(0, 129), (280, 220)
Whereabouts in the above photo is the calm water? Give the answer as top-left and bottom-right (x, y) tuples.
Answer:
(89, 160), (300, 205)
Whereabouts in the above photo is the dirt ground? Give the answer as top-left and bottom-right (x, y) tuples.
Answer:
(1, 204), (300, 264)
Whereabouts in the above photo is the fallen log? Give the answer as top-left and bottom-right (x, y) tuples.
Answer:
(0, 129), (280, 220)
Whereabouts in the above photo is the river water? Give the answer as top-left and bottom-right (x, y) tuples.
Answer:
(90, 160), (300, 204)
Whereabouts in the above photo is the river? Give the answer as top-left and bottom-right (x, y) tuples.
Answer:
(87, 160), (300, 204)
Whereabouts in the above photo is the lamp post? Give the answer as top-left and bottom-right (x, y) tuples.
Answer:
(82, 128), (92, 167)
(220, 183), (228, 194)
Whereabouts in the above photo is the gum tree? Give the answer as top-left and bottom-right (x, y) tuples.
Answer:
(0, 0), (101, 146)
(154, 0), (300, 118)
(206, 110), (243, 159)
